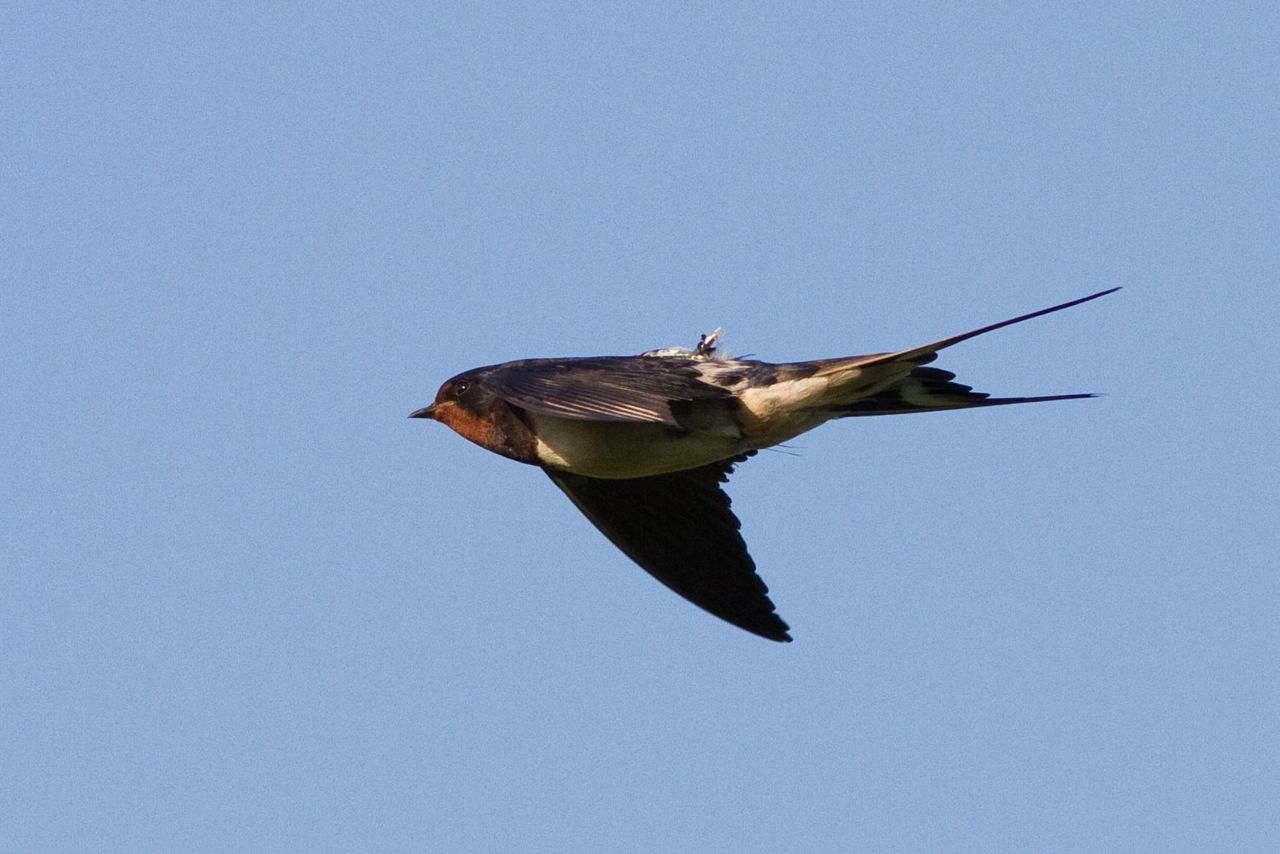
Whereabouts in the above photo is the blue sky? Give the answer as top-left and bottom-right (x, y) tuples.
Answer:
(4, 3), (1277, 851)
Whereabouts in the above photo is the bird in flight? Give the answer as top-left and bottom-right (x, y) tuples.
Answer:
(411, 288), (1118, 642)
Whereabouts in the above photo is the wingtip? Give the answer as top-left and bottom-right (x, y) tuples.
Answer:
(749, 616), (793, 643)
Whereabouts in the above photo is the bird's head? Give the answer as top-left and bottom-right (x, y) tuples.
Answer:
(409, 371), (487, 423)
(409, 369), (534, 462)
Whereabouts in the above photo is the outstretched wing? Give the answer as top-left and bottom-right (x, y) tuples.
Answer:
(546, 452), (791, 642)
(487, 357), (737, 427)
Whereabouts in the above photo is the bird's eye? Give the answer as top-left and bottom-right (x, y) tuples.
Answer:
(454, 381), (471, 396)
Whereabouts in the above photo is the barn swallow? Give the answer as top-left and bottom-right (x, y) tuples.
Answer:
(411, 288), (1118, 642)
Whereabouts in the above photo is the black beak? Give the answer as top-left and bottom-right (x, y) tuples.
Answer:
(408, 405), (436, 420)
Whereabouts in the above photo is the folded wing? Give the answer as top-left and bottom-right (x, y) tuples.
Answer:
(488, 357), (737, 427)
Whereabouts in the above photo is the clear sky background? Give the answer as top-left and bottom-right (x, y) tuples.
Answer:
(4, 3), (1277, 852)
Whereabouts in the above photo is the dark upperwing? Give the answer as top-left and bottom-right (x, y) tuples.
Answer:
(546, 452), (791, 642)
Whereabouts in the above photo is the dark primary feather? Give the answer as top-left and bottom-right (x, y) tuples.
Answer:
(486, 356), (737, 427)
(546, 452), (791, 642)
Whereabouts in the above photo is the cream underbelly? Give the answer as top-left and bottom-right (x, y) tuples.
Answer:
(528, 413), (746, 479)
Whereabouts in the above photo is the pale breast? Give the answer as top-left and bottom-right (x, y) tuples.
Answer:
(527, 412), (743, 479)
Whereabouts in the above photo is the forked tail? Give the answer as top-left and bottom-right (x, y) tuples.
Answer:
(821, 288), (1119, 417)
